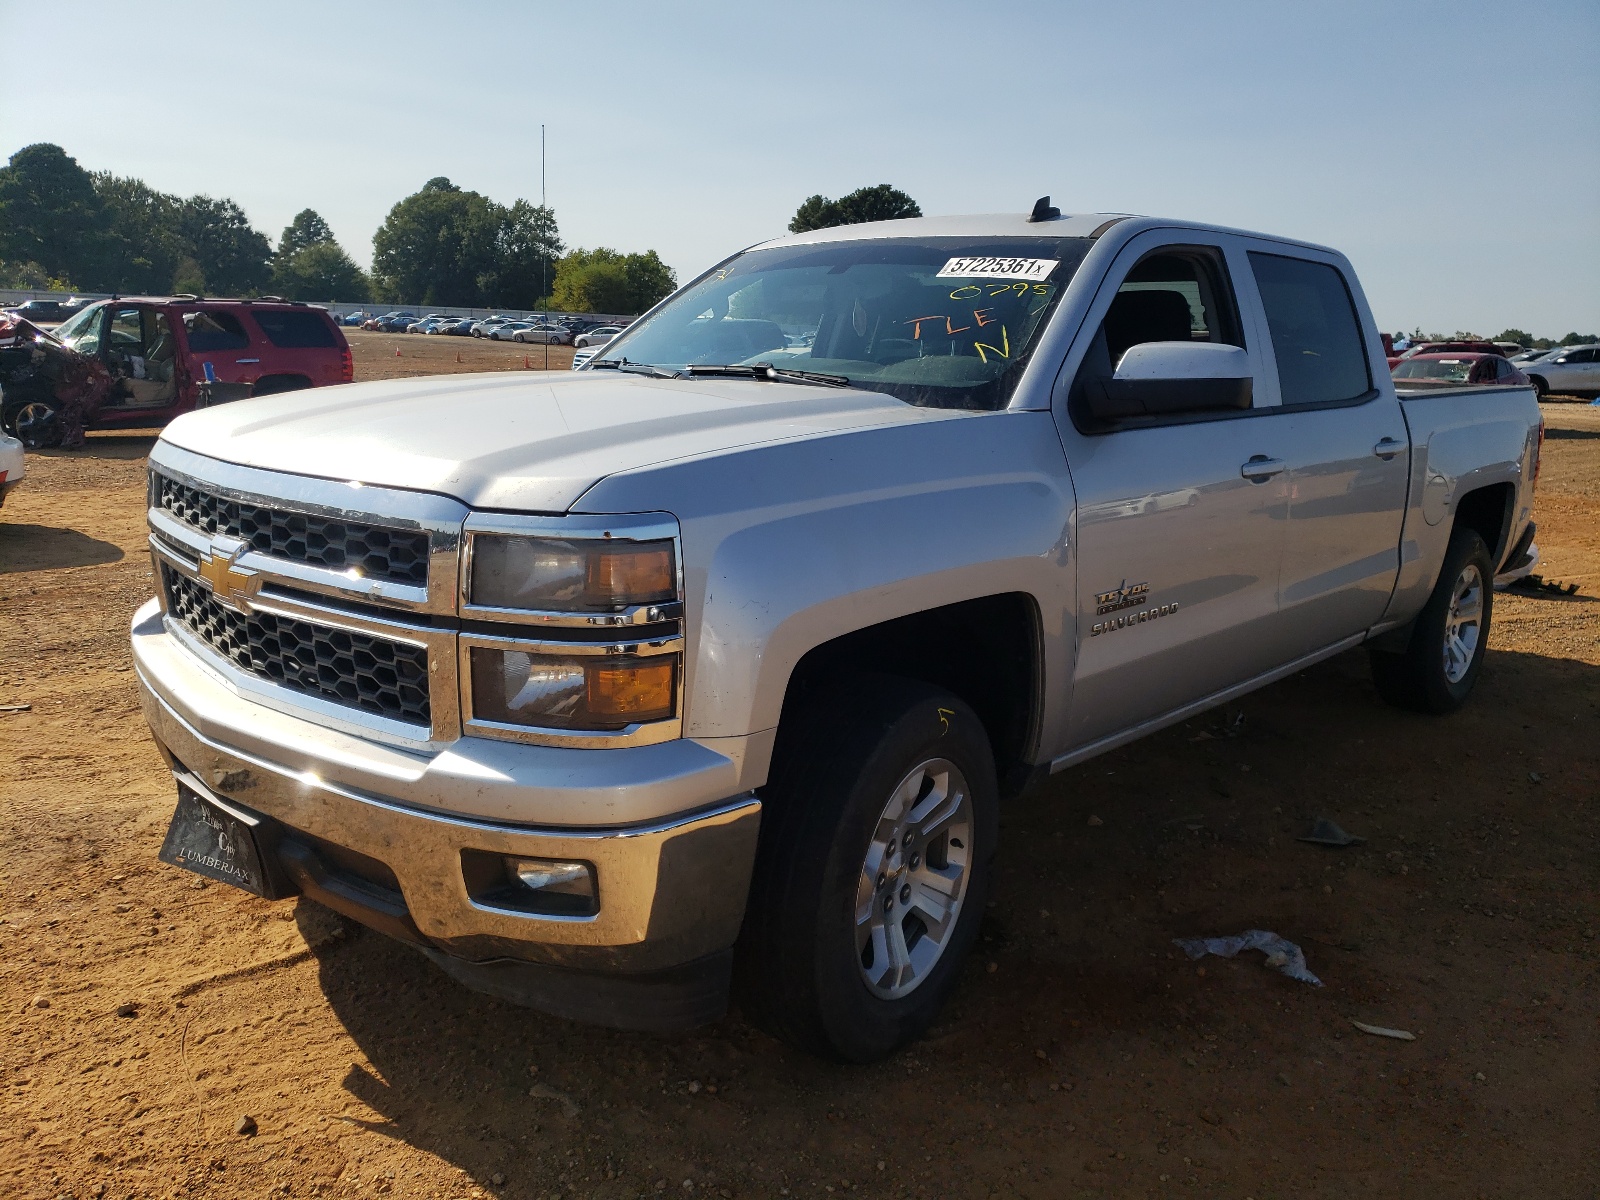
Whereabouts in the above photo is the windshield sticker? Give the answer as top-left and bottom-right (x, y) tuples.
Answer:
(937, 256), (1059, 282)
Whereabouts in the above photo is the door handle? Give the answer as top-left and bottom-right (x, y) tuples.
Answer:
(1373, 437), (1405, 459)
(1240, 456), (1286, 481)
(236, 358), (260, 364)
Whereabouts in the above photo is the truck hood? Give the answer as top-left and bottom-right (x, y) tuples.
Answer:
(160, 371), (965, 512)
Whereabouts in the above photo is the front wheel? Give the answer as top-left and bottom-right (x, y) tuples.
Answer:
(1369, 525), (1493, 713)
(2, 399), (63, 449)
(738, 676), (998, 1062)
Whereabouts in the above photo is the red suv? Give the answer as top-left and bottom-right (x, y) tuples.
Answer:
(0, 296), (352, 447)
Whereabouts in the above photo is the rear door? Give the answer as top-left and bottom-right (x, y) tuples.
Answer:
(1241, 247), (1408, 654)
(178, 308), (257, 388)
(1051, 230), (1291, 750)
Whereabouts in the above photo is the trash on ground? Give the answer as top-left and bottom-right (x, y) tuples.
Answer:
(0, 704), (31, 713)
(1298, 817), (1366, 847)
(1351, 1020), (1415, 1041)
(1172, 930), (1323, 986)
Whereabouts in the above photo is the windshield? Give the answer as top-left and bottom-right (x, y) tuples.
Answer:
(1393, 358), (1474, 381)
(593, 236), (1094, 409)
(51, 300), (106, 350)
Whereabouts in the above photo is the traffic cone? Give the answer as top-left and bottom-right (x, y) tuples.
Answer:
(523, 354), (531, 369)
(394, 347), (401, 357)
(455, 352), (462, 364)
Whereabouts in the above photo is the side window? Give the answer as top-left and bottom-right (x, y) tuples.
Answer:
(252, 309), (339, 348)
(1248, 253), (1371, 406)
(183, 309), (251, 352)
(1069, 245), (1246, 429)
(109, 307), (145, 353)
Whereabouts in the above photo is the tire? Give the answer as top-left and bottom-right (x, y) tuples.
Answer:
(1369, 525), (1493, 714)
(1529, 375), (1549, 399)
(737, 675), (998, 1062)
(2, 399), (63, 449)
(513, 333), (526, 343)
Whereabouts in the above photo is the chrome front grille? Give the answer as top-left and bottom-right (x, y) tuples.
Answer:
(162, 565), (432, 725)
(153, 472), (431, 586)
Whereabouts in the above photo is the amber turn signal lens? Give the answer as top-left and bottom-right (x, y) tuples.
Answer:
(586, 657), (676, 722)
(586, 545), (675, 607)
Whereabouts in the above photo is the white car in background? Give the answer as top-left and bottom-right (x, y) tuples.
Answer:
(511, 324), (572, 345)
(573, 325), (623, 348)
(0, 432), (24, 507)
(1522, 344), (1600, 399)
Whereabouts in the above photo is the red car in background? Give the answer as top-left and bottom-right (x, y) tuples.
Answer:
(1391, 352), (1529, 389)
(0, 296), (352, 448)
(1386, 339), (1503, 369)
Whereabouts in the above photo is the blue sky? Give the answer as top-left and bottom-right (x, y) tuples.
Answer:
(2, 0), (1595, 335)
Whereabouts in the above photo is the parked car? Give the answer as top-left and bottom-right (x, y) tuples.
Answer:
(439, 318), (477, 336)
(3, 299), (69, 324)
(472, 316), (519, 338)
(0, 297), (352, 448)
(1391, 339), (1502, 368)
(1391, 353), (1529, 389)
(340, 311), (372, 327)
(130, 206), (1543, 1062)
(573, 324), (623, 348)
(373, 312), (418, 332)
(512, 325), (571, 345)
(0, 430), (23, 506)
(569, 344), (601, 369)
(1508, 347), (1556, 365)
(1521, 344), (1600, 399)
(487, 321), (536, 341)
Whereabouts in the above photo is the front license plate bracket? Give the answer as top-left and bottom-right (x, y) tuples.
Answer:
(158, 774), (288, 899)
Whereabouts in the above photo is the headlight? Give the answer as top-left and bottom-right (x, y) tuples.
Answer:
(469, 534), (675, 613)
(466, 645), (677, 731)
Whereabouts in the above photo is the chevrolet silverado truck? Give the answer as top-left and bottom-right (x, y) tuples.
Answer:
(132, 206), (1543, 1062)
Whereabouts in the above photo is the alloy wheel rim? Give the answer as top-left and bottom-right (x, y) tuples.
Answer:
(1443, 562), (1484, 684)
(854, 757), (973, 1000)
(14, 402), (56, 448)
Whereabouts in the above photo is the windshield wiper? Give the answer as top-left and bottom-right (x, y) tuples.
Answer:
(677, 363), (851, 388)
(585, 358), (678, 379)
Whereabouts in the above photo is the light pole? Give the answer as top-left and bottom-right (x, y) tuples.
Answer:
(541, 124), (549, 371)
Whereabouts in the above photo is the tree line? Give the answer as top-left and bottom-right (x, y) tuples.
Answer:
(0, 144), (677, 315)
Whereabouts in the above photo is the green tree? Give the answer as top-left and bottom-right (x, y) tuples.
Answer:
(178, 196), (272, 295)
(550, 248), (676, 315)
(272, 242), (371, 301)
(91, 173), (187, 294)
(371, 177), (504, 306)
(1494, 329), (1533, 347)
(1559, 331), (1599, 346)
(788, 184), (922, 233)
(487, 200), (563, 310)
(277, 209), (335, 258)
(0, 144), (104, 285)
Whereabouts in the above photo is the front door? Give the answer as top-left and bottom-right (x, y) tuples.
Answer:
(1052, 235), (1290, 750)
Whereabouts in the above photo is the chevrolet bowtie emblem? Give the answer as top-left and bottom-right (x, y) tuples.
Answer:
(197, 537), (260, 611)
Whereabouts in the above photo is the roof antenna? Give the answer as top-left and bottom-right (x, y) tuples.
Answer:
(1027, 195), (1060, 222)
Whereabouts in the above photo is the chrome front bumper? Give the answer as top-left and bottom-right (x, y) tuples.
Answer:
(132, 599), (761, 982)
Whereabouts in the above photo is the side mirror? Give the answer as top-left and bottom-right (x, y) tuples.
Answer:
(1085, 341), (1253, 419)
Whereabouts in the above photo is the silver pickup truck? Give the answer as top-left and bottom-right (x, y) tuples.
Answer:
(132, 206), (1543, 1061)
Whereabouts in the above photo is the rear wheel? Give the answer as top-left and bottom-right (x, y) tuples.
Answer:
(738, 675), (998, 1062)
(1369, 525), (1493, 713)
(1529, 374), (1549, 399)
(2, 399), (63, 449)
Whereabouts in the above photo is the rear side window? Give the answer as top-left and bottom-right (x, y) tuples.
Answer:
(183, 310), (251, 352)
(252, 309), (339, 348)
(1248, 253), (1371, 406)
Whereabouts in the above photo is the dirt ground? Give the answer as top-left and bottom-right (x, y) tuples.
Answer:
(347, 329), (577, 378)
(1, 368), (1596, 1200)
